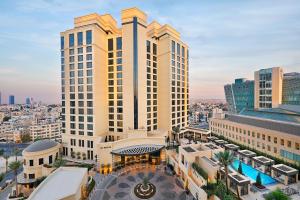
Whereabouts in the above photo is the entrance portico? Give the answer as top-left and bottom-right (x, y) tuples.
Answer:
(111, 144), (165, 171)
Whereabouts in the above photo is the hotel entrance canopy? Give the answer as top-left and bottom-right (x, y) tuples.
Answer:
(111, 144), (164, 156)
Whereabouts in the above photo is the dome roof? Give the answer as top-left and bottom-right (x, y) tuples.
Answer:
(24, 139), (59, 153)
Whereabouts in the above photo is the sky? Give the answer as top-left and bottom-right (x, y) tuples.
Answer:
(0, 0), (300, 104)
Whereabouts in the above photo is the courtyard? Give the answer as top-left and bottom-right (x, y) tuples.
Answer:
(89, 164), (194, 200)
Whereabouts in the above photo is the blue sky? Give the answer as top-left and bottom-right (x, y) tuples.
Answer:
(0, 0), (300, 103)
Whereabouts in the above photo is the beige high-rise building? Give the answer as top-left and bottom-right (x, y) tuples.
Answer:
(60, 8), (189, 170)
(254, 67), (283, 109)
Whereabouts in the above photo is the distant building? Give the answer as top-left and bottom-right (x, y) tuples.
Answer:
(0, 91), (2, 105)
(9, 95), (15, 105)
(30, 121), (61, 141)
(254, 67), (283, 109)
(26, 97), (31, 105)
(282, 72), (300, 105)
(224, 78), (254, 113)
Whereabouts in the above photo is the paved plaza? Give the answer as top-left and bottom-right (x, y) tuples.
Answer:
(89, 165), (194, 200)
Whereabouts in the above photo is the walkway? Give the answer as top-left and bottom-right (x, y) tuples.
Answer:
(89, 164), (194, 200)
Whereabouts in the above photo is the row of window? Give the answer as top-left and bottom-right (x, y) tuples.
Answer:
(61, 30), (92, 49)
(211, 122), (300, 150)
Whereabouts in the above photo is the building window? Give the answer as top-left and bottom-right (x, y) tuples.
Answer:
(39, 158), (44, 165)
(108, 39), (113, 51)
(86, 30), (92, 45)
(69, 33), (74, 47)
(49, 155), (53, 164)
(77, 32), (83, 46)
(117, 37), (122, 50)
(29, 160), (34, 166)
(60, 36), (64, 49)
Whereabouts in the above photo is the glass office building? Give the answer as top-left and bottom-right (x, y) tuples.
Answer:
(282, 72), (300, 105)
(224, 78), (254, 113)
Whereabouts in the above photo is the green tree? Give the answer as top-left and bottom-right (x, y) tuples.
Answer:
(265, 188), (291, 200)
(215, 151), (234, 194)
(9, 161), (22, 197)
(20, 134), (31, 143)
(238, 161), (243, 175)
(53, 158), (66, 168)
(256, 173), (262, 186)
(172, 126), (180, 142)
(13, 147), (20, 161)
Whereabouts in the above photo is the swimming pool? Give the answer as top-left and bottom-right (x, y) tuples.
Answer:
(231, 159), (277, 185)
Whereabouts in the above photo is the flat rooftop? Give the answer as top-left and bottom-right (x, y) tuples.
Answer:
(238, 149), (256, 157)
(272, 164), (298, 176)
(28, 167), (87, 200)
(252, 156), (274, 165)
(226, 110), (300, 136)
(183, 146), (196, 153)
(224, 143), (240, 150)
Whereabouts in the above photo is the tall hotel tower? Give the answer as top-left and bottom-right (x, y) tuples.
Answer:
(60, 8), (189, 171)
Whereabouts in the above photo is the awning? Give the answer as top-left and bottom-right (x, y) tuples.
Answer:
(111, 144), (165, 156)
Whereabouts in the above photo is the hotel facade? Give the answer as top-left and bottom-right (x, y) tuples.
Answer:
(60, 8), (189, 171)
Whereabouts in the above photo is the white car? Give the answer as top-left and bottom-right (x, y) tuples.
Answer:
(5, 179), (12, 185)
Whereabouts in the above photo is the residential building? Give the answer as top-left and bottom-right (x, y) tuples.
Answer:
(282, 72), (300, 105)
(9, 95), (15, 105)
(29, 121), (61, 141)
(254, 67), (283, 109)
(209, 109), (300, 164)
(224, 78), (254, 113)
(60, 7), (189, 170)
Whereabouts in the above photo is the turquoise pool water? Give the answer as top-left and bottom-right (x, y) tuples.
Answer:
(231, 159), (277, 185)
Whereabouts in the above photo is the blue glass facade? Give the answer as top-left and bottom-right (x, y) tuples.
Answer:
(224, 78), (254, 113)
(9, 95), (15, 105)
(280, 149), (300, 162)
(133, 17), (138, 129)
(282, 73), (300, 105)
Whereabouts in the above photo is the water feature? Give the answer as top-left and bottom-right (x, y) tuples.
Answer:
(231, 159), (276, 185)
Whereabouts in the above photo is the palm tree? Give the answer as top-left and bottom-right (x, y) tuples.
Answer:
(3, 154), (10, 173)
(172, 126), (180, 143)
(9, 161), (22, 197)
(215, 151), (234, 194)
(13, 147), (20, 161)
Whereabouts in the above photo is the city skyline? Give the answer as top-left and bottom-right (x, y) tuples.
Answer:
(1, 0), (300, 104)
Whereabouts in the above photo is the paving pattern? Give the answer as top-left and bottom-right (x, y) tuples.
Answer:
(91, 166), (193, 200)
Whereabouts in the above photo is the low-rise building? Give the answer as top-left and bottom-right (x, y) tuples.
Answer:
(28, 167), (88, 200)
(209, 108), (300, 164)
(167, 143), (223, 200)
(22, 139), (61, 183)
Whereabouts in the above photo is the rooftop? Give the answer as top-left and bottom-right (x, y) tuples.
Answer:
(28, 167), (87, 200)
(183, 146), (196, 153)
(111, 144), (164, 156)
(272, 164), (298, 176)
(224, 143), (240, 150)
(252, 156), (274, 165)
(24, 139), (59, 153)
(238, 149), (256, 157)
(239, 109), (300, 123)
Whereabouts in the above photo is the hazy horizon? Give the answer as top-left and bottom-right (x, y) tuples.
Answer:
(1, 0), (300, 104)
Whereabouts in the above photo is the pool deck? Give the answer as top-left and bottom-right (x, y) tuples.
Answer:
(242, 182), (300, 200)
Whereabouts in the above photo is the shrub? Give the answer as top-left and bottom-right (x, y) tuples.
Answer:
(192, 162), (208, 180)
